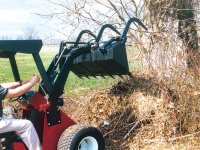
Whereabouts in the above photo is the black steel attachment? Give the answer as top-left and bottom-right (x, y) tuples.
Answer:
(70, 17), (147, 78)
(95, 24), (121, 42)
(120, 17), (148, 44)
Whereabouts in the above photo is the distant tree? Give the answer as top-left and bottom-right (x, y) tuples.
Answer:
(15, 35), (24, 40)
(0, 35), (13, 40)
(23, 26), (39, 40)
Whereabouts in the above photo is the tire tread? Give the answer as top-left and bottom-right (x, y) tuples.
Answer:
(57, 124), (104, 150)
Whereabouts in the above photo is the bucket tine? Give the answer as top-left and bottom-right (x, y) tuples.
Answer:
(127, 72), (134, 78)
(109, 75), (115, 79)
(85, 76), (90, 79)
(92, 75), (97, 79)
(101, 76), (106, 79)
(119, 75), (124, 79)
(77, 75), (83, 79)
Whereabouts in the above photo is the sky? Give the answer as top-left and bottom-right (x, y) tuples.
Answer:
(0, 0), (142, 43)
(0, 0), (112, 42)
(0, 0), (109, 42)
(0, 0), (61, 41)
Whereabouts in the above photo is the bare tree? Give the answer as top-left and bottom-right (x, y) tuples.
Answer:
(37, 0), (145, 38)
(0, 35), (13, 40)
(23, 26), (39, 40)
(144, 0), (199, 69)
(15, 35), (24, 40)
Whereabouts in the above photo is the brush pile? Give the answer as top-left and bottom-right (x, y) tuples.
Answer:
(62, 70), (200, 149)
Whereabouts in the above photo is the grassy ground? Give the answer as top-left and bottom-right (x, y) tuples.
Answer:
(0, 45), (140, 97)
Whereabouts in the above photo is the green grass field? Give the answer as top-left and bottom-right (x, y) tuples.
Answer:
(0, 46), (141, 97)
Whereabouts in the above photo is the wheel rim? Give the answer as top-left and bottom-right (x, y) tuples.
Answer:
(78, 136), (98, 150)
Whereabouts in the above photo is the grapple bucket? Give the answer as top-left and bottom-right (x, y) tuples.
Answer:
(71, 39), (129, 77)
(71, 17), (147, 77)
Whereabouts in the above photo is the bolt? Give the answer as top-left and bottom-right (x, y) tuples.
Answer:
(48, 123), (51, 126)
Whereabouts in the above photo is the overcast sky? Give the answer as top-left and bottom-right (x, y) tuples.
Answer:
(0, 0), (142, 42)
(0, 0), (109, 42)
(0, 0), (61, 40)
(0, 0), (104, 42)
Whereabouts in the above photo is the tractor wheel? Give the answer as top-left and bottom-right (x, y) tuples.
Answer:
(57, 124), (105, 150)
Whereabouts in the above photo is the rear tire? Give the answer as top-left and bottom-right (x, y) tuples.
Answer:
(57, 124), (105, 150)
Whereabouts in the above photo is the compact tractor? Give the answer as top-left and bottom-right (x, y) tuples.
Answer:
(0, 17), (147, 150)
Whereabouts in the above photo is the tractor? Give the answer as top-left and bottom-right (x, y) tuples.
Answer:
(0, 17), (147, 150)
